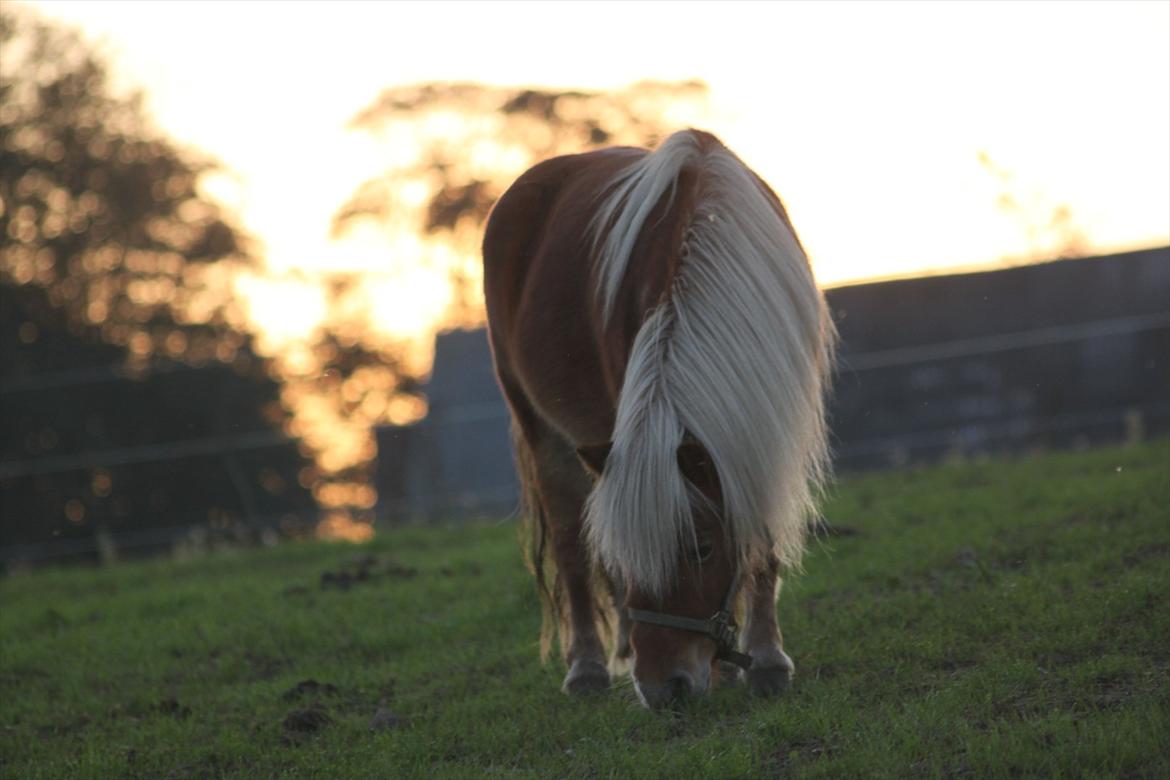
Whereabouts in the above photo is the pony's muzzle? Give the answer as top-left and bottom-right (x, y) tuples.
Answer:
(636, 671), (702, 710)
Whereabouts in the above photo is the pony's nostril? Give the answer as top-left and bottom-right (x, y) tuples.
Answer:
(668, 674), (694, 701)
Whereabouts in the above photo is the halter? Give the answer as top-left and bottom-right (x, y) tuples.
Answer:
(627, 568), (753, 670)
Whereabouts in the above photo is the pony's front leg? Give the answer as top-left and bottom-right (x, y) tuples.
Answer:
(551, 528), (610, 694)
(607, 573), (633, 671)
(538, 443), (610, 695)
(742, 554), (795, 696)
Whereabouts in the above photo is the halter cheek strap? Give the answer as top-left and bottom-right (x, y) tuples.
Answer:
(627, 570), (754, 671)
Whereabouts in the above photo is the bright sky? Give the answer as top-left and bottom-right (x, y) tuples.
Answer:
(23, 0), (1170, 293)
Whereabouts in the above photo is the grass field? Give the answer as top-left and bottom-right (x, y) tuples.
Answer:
(2, 440), (1168, 778)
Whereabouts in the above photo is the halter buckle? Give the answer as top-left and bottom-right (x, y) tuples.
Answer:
(709, 611), (737, 653)
(709, 611), (752, 670)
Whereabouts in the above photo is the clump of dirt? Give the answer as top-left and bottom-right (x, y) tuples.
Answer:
(157, 697), (192, 719)
(319, 555), (417, 591)
(281, 679), (339, 702)
(1122, 541), (1170, 568)
(438, 562), (483, 578)
(35, 608), (70, 633)
(811, 518), (859, 538)
(35, 713), (90, 737)
(243, 651), (290, 682)
(281, 702), (332, 745)
(954, 547), (996, 584)
(368, 707), (405, 732)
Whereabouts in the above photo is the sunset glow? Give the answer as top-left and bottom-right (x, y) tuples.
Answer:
(15, 0), (1170, 537)
(25, 1), (1169, 311)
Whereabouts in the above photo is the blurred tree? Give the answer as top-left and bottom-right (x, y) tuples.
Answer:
(0, 8), (315, 565)
(0, 7), (248, 365)
(332, 80), (709, 322)
(977, 150), (1089, 263)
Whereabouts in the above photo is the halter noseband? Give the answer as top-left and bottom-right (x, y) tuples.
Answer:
(627, 569), (753, 670)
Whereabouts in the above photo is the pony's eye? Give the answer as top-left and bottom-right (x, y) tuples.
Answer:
(693, 539), (715, 563)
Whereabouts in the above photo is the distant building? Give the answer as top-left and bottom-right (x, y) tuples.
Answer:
(826, 247), (1169, 466)
(374, 247), (1170, 523)
(375, 329), (518, 523)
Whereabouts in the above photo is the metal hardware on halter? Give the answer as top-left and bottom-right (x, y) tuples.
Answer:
(626, 569), (753, 670)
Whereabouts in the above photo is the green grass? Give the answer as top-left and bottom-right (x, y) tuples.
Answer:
(2, 441), (1169, 779)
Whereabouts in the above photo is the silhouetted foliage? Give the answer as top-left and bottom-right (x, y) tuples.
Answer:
(333, 80), (708, 246)
(0, 8), (314, 564)
(977, 150), (1090, 262)
(1, 8), (251, 365)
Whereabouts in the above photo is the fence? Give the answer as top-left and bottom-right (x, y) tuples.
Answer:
(0, 345), (316, 568)
(374, 247), (1170, 522)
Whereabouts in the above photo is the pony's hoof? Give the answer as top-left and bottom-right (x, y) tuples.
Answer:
(563, 659), (610, 696)
(748, 663), (793, 697)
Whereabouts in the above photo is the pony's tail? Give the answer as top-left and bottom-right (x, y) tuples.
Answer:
(512, 422), (560, 661)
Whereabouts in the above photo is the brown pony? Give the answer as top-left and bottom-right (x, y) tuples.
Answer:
(482, 129), (835, 709)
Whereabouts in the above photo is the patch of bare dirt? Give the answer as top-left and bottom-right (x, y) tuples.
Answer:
(369, 707), (404, 731)
(319, 554), (418, 591)
(156, 697), (191, 719)
(281, 679), (339, 702)
(1122, 542), (1170, 568)
(281, 702), (332, 746)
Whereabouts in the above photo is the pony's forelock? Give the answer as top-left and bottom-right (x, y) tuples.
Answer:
(583, 129), (836, 597)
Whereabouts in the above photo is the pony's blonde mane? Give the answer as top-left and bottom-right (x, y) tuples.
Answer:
(584, 129), (836, 597)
